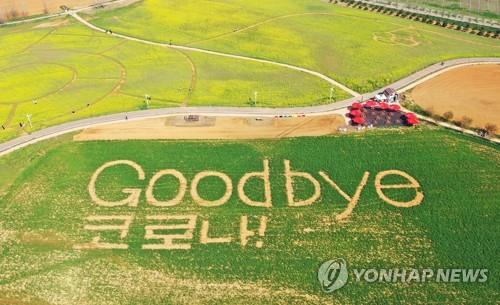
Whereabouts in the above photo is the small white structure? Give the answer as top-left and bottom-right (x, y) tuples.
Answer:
(375, 88), (399, 103)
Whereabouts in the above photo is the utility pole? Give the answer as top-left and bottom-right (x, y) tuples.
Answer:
(145, 94), (151, 108)
(26, 114), (32, 129)
(329, 87), (335, 103)
(254, 91), (258, 106)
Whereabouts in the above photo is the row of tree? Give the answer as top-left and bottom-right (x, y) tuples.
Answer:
(330, 0), (500, 39)
(402, 99), (498, 137)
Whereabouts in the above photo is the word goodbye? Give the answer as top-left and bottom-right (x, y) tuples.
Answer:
(88, 160), (424, 221)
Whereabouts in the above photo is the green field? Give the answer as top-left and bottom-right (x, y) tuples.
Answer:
(0, 128), (498, 304)
(0, 17), (345, 142)
(91, 0), (500, 92)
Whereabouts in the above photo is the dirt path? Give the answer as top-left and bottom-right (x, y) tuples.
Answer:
(70, 12), (360, 97)
(186, 12), (337, 45)
(410, 64), (500, 128)
(73, 115), (347, 141)
(174, 50), (198, 107)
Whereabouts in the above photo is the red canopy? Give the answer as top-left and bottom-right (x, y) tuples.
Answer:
(350, 109), (363, 117)
(365, 100), (379, 108)
(407, 117), (420, 125)
(379, 102), (389, 110)
(405, 112), (417, 118)
(352, 116), (366, 125)
(351, 102), (363, 109)
(389, 104), (401, 112)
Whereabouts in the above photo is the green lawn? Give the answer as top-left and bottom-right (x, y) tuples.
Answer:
(0, 128), (498, 304)
(0, 17), (344, 143)
(91, 0), (500, 92)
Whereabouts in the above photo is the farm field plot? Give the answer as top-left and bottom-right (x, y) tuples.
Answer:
(409, 63), (500, 128)
(0, 17), (345, 143)
(0, 129), (498, 304)
(90, 0), (500, 93)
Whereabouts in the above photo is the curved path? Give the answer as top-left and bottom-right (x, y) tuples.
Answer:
(69, 12), (359, 97)
(1, 57), (498, 156)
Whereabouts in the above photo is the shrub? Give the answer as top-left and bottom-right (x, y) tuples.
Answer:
(459, 116), (473, 129)
(442, 111), (454, 121)
(484, 123), (498, 135)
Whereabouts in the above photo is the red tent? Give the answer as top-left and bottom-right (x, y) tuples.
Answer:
(350, 109), (362, 117)
(407, 116), (420, 125)
(351, 102), (363, 109)
(405, 112), (417, 119)
(379, 102), (389, 110)
(365, 100), (378, 108)
(352, 116), (366, 125)
(389, 104), (401, 112)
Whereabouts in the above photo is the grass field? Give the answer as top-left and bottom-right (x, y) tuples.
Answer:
(0, 128), (498, 304)
(90, 0), (500, 93)
(0, 17), (346, 142)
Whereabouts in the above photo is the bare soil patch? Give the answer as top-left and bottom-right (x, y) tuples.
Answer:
(73, 115), (347, 141)
(0, 0), (93, 17)
(0, 0), (139, 19)
(410, 64), (500, 128)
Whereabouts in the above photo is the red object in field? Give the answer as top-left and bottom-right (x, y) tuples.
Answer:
(351, 102), (363, 109)
(405, 112), (417, 119)
(379, 102), (389, 110)
(389, 104), (401, 112)
(350, 109), (362, 117)
(365, 100), (378, 108)
(407, 116), (420, 125)
(352, 116), (366, 125)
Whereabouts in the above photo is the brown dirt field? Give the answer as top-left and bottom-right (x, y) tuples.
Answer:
(73, 115), (347, 141)
(0, 0), (102, 17)
(410, 64), (500, 128)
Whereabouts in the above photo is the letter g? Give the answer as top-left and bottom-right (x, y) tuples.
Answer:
(88, 160), (145, 207)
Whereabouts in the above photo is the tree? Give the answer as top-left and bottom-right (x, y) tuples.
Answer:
(459, 116), (473, 129)
(443, 111), (454, 121)
(484, 123), (498, 135)
(424, 106), (435, 118)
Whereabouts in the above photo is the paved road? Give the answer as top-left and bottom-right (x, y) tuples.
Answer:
(0, 5), (498, 155)
(1, 56), (498, 156)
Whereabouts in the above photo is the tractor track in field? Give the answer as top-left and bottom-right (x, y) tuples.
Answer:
(174, 50), (198, 107)
(186, 12), (337, 45)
